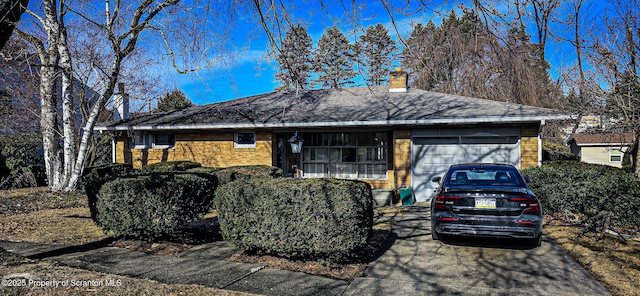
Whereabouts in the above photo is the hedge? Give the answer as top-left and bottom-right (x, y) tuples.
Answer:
(96, 173), (215, 240)
(140, 161), (202, 173)
(542, 141), (579, 161)
(213, 165), (283, 186)
(214, 178), (373, 264)
(522, 161), (640, 227)
(82, 163), (134, 222)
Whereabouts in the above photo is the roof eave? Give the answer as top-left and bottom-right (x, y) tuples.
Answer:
(575, 143), (633, 147)
(94, 114), (571, 131)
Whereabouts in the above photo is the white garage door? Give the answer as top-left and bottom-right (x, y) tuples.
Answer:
(411, 127), (521, 202)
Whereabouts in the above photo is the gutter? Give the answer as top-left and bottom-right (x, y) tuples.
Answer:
(95, 114), (572, 131)
(576, 143), (633, 147)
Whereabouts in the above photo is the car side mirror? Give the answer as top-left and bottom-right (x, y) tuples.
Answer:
(431, 176), (441, 183)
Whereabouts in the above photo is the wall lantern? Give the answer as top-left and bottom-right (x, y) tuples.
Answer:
(288, 131), (304, 154)
(288, 131), (304, 178)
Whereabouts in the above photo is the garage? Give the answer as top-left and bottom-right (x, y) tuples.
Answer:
(411, 127), (522, 202)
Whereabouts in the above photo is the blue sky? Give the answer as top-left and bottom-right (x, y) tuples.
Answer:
(169, 0), (605, 106)
(173, 1), (453, 105)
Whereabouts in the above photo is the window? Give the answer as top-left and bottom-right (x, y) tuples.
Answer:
(303, 132), (388, 180)
(129, 133), (174, 149)
(610, 149), (622, 162)
(152, 134), (175, 148)
(130, 133), (151, 149)
(234, 132), (256, 148)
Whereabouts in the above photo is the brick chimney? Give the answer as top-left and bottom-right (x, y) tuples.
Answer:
(113, 83), (130, 120)
(389, 68), (408, 92)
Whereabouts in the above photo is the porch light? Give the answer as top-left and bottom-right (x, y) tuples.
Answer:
(288, 131), (304, 178)
(288, 131), (304, 154)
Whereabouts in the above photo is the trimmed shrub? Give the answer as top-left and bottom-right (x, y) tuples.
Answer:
(214, 165), (283, 186)
(215, 178), (373, 264)
(522, 161), (640, 227)
(140, 160), (202, 173)
(82, 163), (134, 222)
(0, 133), (46, 189)
(96, 173), (215, 240)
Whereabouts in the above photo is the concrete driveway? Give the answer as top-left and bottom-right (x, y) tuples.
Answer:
(344, 204), (610, 296)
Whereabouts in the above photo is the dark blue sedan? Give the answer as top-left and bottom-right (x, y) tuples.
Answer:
(430, 164), (542, 246)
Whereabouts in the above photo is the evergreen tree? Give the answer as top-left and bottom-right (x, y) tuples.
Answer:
(402, 21), (439, 90)
(275, 24), (313, 91)
(357, 24), (397, 86)
(155, 90), (193, 112)
(313, 27), (356, 89)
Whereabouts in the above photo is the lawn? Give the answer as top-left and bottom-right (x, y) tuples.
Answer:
(1, 188), (638, 296)
(543, 217), (640, 296)
(0, 187), (258, 296)
(0, 187), (403, 295)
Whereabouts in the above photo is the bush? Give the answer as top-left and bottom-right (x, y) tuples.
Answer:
(96, 173), (215, 240)
(140, 161), (202, 173)
(522, 161), (640, 227)
(0, 133), (46, 189)
(82, 163), (134, 222)
(214, 165), (283, 186)
(542, 141), (578, 161)
(215, 178), (373, 264)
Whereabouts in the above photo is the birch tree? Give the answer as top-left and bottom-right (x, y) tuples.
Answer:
(14, 0), (238, 191)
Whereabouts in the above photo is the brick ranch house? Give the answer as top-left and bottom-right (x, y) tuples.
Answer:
(95, 70), (570, 201)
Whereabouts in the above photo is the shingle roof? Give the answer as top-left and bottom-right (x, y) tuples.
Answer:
(570, 132), (635, 146)
(96, 86), (570, 131)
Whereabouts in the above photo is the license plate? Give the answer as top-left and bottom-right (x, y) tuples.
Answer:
(475, 198), (496, 209)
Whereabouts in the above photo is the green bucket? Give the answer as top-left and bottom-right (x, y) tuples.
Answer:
(399, 187), (414, 206)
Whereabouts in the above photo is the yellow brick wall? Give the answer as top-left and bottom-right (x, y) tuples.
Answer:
(115, 132), (273, 169)
(520, 126), (539, 169)
(393, 130), (411, 188)
(114, 136), (127, 164)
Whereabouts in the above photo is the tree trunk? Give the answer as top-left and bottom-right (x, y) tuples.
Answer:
(58, 10), (77, 190)
(39, 65), (63, 190)
(40, 0), (63, 190)
(65, 58), (122, 191)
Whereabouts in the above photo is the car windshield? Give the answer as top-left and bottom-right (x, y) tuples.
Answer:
(445, 167), (524, 187)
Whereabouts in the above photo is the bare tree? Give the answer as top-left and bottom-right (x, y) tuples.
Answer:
(591, 0), (640, 173)
(14, 0), (239, 191)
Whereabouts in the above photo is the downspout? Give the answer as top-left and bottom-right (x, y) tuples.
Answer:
(111, 135), (116, 164)
(538, 120), (545, 167)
